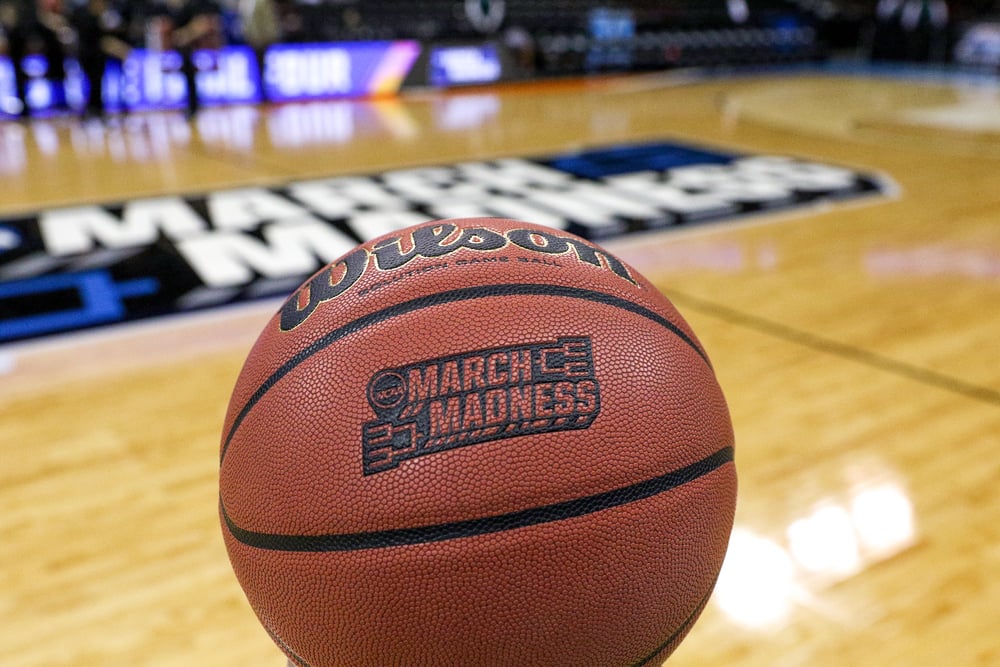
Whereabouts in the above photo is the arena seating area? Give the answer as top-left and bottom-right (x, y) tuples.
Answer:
(289, 0), (823, 73)
(3, 0), (997, 119)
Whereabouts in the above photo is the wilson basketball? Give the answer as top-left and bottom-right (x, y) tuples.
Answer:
(219, 218), (736, 667)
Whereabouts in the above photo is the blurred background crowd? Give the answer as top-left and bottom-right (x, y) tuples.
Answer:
(0, 0), (283, 119)
(1, 0), (999, 121)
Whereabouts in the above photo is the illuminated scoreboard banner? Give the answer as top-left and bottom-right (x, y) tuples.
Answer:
(0, 141), (890, 343)
(263, 42), (422, 101)
(0, 48), (261, 114)
(0, 41), (424, 116)
(428, 45), (503, 87)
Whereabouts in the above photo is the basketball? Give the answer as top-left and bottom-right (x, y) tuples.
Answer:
(219, 217), (736, 667)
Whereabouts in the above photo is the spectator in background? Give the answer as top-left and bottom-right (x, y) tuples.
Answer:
(70, 0), (132, 120)
(35, 0), (70, 113)
(238, 0), (279, 100)
(166, 0), (222, 119)
(0, 0), (32, 119)
(275, 0), (302, 42)
(503, 25), (537, 77)
(869, 0), (951, 62)
(217, 0), (243, 46)
(899, 0), (950, 62)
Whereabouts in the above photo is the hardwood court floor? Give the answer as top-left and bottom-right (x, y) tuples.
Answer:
(2, 70), (999, 666)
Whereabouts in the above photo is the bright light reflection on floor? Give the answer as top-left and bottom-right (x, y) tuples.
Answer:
(787, 504), (862, 577)
(851, 482), (916, 556)
(713, 528), (797, 629)
(713, 474), (917, 630)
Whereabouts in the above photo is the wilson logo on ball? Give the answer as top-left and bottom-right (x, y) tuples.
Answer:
(278, 223), (637, 332)
(362, 337), (601, 474)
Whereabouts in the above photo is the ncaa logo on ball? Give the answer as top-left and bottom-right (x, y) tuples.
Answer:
(368, 371), (407, 411)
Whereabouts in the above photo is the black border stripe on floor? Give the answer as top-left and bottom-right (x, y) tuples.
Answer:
(666, 289), (1000, 407)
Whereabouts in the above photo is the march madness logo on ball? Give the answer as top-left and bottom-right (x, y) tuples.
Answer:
(362, 337), (601, 474)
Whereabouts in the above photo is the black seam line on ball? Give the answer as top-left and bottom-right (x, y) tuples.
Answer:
(221, 283), (710, 464)
(263, 624), (311, 667)
(629, 583), (716, 667)
(221, 446), (733, 552)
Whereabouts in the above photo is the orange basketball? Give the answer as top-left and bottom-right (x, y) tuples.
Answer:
(219, 218), (736, 667)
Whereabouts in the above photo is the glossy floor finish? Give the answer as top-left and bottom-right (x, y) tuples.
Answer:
(2, 71), (999, 666)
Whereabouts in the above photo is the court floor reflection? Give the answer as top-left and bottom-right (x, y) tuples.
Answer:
(713, 458), (917, 630)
